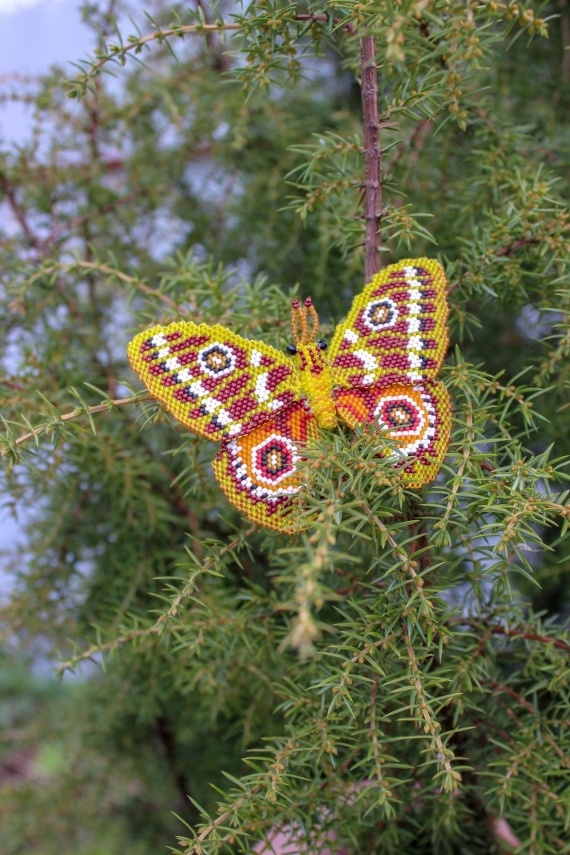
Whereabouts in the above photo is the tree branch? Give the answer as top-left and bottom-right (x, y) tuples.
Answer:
(458, 619), (570, 653)
(0, 171), (45, 253)
(2, 394), (152, 454)
(360, 35), (383, 280)
(71, 22), (242, 92)
(34, 259), (188, 315)
(403, 630), (459, 790)
(152, 524), (257, 633)
(494, 237), (540, 257)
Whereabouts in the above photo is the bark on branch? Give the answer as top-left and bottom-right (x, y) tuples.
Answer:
(359, 35), (383, 281)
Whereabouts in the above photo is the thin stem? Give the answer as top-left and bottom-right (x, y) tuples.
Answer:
(360, 35), (383, 280)
(438, 407), (474, 530)
(79, 23), (242, 85)
(494, 237), (540, 257)
(3, 394), (152, 453)
(153, 524), (257, 632)
(58, 627), (153, 674)
(350, 632), (396, 664)
(370, 673), (385, 786)
(459, 619), (570, 653)
(403, 630), (458, 789)
(191, 785), (264, 850)
(361, 502), (431, 609)
(69, 260), (186, 314)
(0, 170), (45, 253)
(28, 259), (188, 315)
(75, 15), (357, 92)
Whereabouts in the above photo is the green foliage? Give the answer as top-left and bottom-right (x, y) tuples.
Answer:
(0, 1), (569, 854)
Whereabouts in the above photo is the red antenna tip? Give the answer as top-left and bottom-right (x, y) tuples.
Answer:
(304, 297), (312, 307)
(291, 299), (300, 309)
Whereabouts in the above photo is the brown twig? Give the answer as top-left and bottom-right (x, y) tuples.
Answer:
(0, 171), (45, 253)
(494, 238), (540, 257)
(360, 36), (383, 280)
(486, 624), (570, 652)
(0, 377), (25, 391)
(77, 13), (359, 93)
(349, 632), (396, 665)
(403, 629), (457, 786)
(491, 681), (535, 716)
(361, 501), (432, 614)
(458, 619), (570, 653)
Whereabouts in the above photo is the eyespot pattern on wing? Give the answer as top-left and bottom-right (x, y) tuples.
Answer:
(334, 380), (452, 488)
(213, 400), (318, 532)
(328, 258), (449, 390)
(128, 322), (300, 442)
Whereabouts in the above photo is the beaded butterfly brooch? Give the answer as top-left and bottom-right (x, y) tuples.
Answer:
(128, 258), (451, 532)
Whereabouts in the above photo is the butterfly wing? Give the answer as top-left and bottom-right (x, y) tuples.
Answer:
(213, 400), (318, 531)
(329, 259), (451, 487)
(328, 258), (449, 390)
(334, 381), (451, 487)
(128, 322), (300, 441)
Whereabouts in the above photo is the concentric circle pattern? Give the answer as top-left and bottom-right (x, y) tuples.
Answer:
(363, 298), (398, 331)
(197, 343), (237, 378)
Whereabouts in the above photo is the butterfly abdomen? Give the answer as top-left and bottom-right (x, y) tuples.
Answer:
(296, 344), (337, 430)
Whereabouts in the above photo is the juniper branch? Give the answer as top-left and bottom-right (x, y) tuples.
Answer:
(2, 394), (152, 454)
(360, 35), (383, 280)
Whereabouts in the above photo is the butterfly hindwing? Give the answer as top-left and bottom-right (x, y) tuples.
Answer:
(328, 258), (449, 390)
(334, 380), (452, 487)
(128, 322), (300, 441)
(213, 400), (318, 531)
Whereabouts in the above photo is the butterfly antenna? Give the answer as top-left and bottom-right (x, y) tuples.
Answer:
(291, 299), (304, 345)
(291, 297), (319, 344)
(305, 297), (319, 341)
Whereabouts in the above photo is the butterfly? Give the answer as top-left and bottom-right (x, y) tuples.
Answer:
(127, 258), (452, 533)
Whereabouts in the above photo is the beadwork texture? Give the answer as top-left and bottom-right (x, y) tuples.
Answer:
(128, 258), (452, 532)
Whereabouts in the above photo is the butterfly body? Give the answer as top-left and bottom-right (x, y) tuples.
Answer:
(128, 258), (452, 532)
(295, 344), (337, 430)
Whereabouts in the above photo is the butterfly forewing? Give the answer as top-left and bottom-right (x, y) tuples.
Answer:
(328, 258), (449, 390)
(128, 322), (300, 441)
